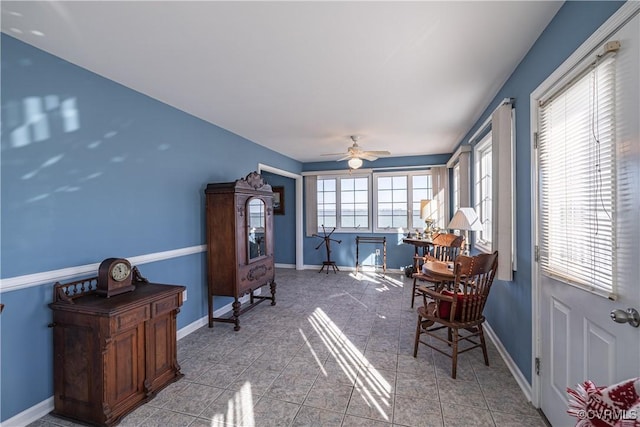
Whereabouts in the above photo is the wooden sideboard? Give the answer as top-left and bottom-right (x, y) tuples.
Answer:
(49, 273), (185, 426)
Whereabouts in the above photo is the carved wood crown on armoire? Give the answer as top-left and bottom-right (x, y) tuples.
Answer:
(205, 171), (276, 331)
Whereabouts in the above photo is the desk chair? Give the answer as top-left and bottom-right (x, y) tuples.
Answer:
(413, 251), (499, 379)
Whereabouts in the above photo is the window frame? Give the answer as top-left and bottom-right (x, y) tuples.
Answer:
(314, 170), (433, 234)
(452, 162), (460, 216)
(474, 133), (493, 253)
(316, 174), (372, 233)
(372, 170), (432, 233)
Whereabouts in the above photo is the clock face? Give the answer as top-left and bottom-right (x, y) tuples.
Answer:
(111, 262), (131, 282)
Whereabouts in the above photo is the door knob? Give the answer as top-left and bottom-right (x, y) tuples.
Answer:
(610, 308), (640, 327)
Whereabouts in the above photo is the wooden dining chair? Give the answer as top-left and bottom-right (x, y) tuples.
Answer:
(413, 251), (499, 379)
(410, 233), (464, 308)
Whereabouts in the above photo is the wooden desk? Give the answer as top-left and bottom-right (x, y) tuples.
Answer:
(402, 238), (434, 272)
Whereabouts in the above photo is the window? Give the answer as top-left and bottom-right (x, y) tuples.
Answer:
(411, 174), (433, 229)
(374, 172), (432, 232)
(313, 171), (431, 233)
(316, 176), (369, 231)
(538, 50), (616, 297)
(317, 178), (337, 228)
(474, 133), (492, 251)
(452, 163), (460, 215)
(376, 175), (407, 229)
(340, 177), (368, 228)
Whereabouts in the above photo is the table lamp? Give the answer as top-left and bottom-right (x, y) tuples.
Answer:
(448, 207), (483, 255)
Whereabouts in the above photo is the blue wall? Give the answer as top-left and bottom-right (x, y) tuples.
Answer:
(457, 1), (625, 384)
(0, 34), (301, 422)
(261, 171), (297, 265)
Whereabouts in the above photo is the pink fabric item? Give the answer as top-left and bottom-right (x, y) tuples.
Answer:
(567, 378), (640, 426)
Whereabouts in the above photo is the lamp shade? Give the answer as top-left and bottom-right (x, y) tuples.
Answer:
(448, 208), (483, 231)
(348, 157), (363, 169)
(420, 199), (432, 220)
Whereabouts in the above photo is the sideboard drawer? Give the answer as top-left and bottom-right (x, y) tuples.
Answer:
(152, 294), (180, 317)
(112, 305), (149, 333)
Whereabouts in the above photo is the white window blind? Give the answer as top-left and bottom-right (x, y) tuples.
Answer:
(538, 52), (617, 298)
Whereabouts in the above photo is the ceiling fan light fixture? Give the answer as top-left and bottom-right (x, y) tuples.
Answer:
(348, 157), (363, 169)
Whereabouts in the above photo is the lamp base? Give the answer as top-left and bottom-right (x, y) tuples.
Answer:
(424, 219), (434, 239)
(463, 230), (470, 256)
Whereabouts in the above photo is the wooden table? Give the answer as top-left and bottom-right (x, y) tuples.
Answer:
(421, 260), (456, 282)
(402, 237), (434, 273)
(402, 237), (434, 254)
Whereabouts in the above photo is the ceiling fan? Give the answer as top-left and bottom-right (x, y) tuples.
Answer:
(322, 135), (391, 169)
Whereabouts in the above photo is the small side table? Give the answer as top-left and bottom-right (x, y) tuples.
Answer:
(355, 236), (386, 275)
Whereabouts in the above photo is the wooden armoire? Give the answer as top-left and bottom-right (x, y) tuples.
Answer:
(205, 171), (276, 331)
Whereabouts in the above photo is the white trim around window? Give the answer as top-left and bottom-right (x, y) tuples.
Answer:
(316, 174), (373, 233)
(310, 169), (434, 234)
(474, 133), (493, 253)
(373, 170), (433, 233)
(452, 162), (460, 215)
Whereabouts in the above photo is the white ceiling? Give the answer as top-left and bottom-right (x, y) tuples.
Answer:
(1, 1), (562, 163)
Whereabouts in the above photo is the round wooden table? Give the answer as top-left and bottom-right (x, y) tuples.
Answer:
(421, 260), (456, 282)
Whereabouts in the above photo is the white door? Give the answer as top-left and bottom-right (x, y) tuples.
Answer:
(535, 9), (640, 427)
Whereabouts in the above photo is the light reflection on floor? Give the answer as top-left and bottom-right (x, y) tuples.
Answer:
(308, 307), (392, 421)
(350, 270), (404, 290)
(209, 382), (254, 427)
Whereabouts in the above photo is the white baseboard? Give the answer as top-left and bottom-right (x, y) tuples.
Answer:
(484, 321), (533, 402)
(1, 397), (54, 427)
(274, 263), (296, 269)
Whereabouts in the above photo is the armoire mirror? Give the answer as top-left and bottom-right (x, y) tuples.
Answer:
(247, 197), (266, 260)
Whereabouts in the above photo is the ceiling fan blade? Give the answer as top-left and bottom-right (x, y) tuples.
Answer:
(363, 150), (391, 156)
(323, 137), (391, 162)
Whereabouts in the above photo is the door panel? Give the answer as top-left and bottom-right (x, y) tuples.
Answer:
(584, 321), (615, 385)
(541, 275), (640, 426)
(549, 297), (570, 403)
(537, 13), (640, 426)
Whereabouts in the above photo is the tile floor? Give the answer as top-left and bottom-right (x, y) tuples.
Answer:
(33, 268), (548, 427)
